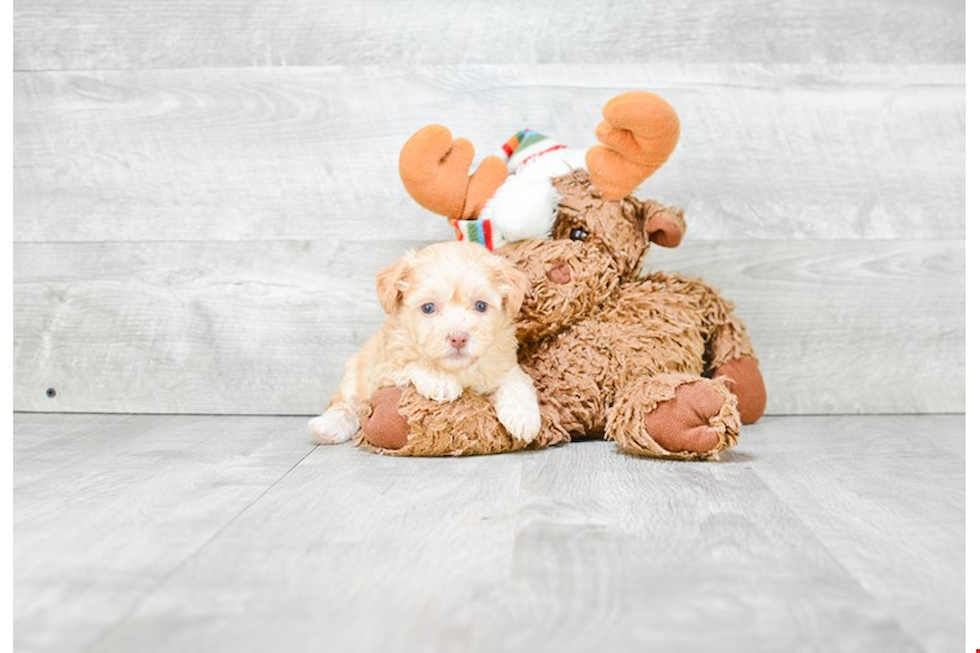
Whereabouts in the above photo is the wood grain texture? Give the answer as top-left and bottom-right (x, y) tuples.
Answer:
(13, 413), (961, 653)
(91, 436), (527, 653)
(748, 415), (964, 653)
(12, 413), (315, 653)
(13, 64), (964, 243)
(12, 0), (964, 71)
(12, 238), (964, 416)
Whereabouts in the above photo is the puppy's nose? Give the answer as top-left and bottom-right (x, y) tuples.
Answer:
(448, 332), (470, 350)
(546, 261), (572, 285)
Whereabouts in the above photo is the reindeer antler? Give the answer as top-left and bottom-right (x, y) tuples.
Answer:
(585, 91), (680, 201)
(399, 125), (508, 220)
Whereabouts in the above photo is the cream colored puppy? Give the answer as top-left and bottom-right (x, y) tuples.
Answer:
(309, 241), (541, 445)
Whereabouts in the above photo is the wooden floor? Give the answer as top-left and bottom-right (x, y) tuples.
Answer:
(13, 413), (964, 653)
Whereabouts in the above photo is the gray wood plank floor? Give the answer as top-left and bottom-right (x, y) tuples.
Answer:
(13, 413), (964, 653)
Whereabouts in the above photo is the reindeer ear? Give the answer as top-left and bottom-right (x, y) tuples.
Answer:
(641, 201), (686, 248)
(376, 252), (415, 313)
(586, 91), (680, 200)
(492, 257), (528, 317)
(399, 125), (508, 220)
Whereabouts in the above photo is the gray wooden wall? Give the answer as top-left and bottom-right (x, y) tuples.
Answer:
(13, 1), (965, 416)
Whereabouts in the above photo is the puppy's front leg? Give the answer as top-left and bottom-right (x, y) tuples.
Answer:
(309, 403), (361, 444)
(395, 364), (463, 403)
(493, 367), (541, 443)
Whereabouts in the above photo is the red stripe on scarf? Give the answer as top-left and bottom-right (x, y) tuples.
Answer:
(519, 144), (567, 168)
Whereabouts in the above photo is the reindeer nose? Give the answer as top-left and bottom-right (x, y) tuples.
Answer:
(448, 332), (470, 350)
(546, 261), (572, 285)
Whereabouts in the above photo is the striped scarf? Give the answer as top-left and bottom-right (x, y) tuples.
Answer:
(449, 218), (496, 251)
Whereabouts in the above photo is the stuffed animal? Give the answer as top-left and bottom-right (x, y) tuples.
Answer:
(356, 91), (766, 459)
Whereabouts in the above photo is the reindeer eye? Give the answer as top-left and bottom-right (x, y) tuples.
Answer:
(421, 303), (437, 314)
(570, 227), (589, 241)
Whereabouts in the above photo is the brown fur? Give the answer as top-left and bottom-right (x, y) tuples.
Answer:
(359, 170), (766, 459)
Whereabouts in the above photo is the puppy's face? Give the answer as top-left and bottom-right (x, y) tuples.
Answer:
(377, 241), (527, 372)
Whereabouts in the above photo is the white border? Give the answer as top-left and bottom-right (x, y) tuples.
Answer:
(964, 1), (975, 649)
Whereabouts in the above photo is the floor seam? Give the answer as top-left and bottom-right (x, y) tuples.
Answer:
(81, 443), (319, 652)
(745, 461), (929, 652)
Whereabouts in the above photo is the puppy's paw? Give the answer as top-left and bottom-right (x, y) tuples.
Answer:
(308, 407), (359, 444)
(410, 369), (463, 403)
(495, 396), (541, 443)
(493, 392), (541, 442)
(493, 367), (541, 443)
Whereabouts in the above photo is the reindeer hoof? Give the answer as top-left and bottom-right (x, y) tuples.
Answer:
(361, 387), (411, 450)
(644, 381), (725, 454)
(715, 357), (767, 424)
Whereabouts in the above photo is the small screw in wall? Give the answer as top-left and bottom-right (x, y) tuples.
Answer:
(45, 388), (57, 398)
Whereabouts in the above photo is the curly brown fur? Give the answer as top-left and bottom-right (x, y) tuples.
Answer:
(356, 379), (566, 457)
(360, 171), (764, 459)
(607, 375), (739, 460)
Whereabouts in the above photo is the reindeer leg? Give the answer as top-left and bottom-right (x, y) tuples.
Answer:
(694, 282), (767, 424)
(358, 385), (564, 456)
(606, 373), (739, 460)
(713, 356), (766, 425)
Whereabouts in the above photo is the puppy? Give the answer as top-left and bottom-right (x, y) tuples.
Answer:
(309, 241), (541, 445)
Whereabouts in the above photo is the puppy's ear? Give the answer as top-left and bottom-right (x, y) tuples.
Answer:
(376, 252), (415, 314)
(492, 257), (528, 317)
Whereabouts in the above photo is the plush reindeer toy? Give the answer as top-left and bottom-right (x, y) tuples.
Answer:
(358, 91), (766, 460)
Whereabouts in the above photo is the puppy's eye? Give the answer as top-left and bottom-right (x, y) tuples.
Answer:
(421, 303), (437, 315)
(570, 227), (589, 241)
(474, 300), (488, 313)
